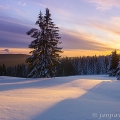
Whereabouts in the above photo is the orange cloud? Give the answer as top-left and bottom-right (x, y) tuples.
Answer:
(84, 18), (120, 49)
(60, 49), (114, 57)
(89, 22), (120, 36)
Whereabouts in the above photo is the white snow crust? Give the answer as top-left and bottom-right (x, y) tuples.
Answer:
(0, 75), (120, 120)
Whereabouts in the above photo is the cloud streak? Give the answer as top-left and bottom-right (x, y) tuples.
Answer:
(2, 49), (9, 53)
(87, 0), (120, 10)
(30, 0), (72, 19)
(60, 28), (112, 51)
(0, 5), (9, 10)
(0, 48), (10, 54)
(0, 16), (32, 48)
(18, 1), (26, 6)
(87, 18), (120, 36)
(0, 15), (111, 51)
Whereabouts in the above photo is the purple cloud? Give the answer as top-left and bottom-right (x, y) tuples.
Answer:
(2, 49), (9, 52)
(60, 32), (111, 51)
(0, 16), (33, 48)
(0, 15), (112, 51)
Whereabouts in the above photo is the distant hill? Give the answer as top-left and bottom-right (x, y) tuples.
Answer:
(0, 54), (30, 67)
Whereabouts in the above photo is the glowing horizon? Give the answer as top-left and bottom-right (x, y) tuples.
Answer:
(0, 47), (119, 57)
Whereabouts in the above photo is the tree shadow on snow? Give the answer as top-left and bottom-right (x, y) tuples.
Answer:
(0, 76), (84, 92)
(31, 81), (120, 120)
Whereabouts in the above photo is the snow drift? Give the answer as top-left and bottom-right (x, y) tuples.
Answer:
(0, 75), (120, 120)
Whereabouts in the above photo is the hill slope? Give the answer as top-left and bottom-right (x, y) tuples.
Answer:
(0, 54), (30, 67)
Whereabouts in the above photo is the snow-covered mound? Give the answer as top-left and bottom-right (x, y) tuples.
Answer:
(0, 75), (120, 120)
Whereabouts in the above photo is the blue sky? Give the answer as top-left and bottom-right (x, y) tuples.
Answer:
(1, 0), (120, 56)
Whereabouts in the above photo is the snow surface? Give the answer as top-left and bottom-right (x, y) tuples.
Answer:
(0, 75), (120, 120)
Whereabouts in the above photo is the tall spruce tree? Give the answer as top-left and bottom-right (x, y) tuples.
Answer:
(107, 50), (119, 76)
(116, 59), (120, 80)
(26, 8), (62, 78)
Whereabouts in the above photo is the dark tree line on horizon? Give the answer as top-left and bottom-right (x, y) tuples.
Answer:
(0, 50), (120, 78)
(57, 55), (110, 76)
(0, 64), (6, 76)
(0, 54), (111, 77)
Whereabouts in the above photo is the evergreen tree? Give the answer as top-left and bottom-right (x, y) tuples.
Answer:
(61, 57), (74, 76)
(0, 65), (2, 76)
(26, 8), (62, 78)
(107, 50), (119, 76)
(1, 64), (6, 76)
(116, 58), (120, 80)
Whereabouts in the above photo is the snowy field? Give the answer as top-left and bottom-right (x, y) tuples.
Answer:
(0, 75), (120, 120)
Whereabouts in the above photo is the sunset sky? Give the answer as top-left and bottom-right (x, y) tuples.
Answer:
(0, 0), (120, 57)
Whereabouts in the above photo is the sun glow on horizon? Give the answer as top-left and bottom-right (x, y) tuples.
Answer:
(1, 47), (119, 57)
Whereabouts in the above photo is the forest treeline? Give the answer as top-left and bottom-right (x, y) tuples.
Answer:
(0, 55), (110, 78)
